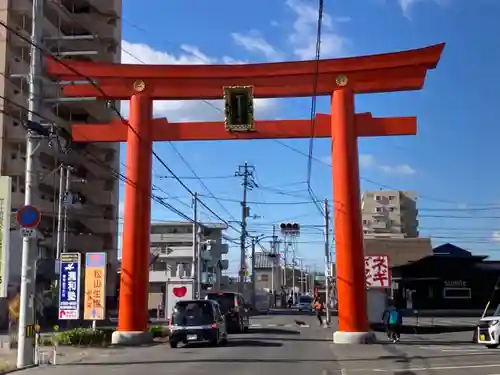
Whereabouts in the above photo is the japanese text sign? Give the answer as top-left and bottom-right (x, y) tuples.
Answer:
(365, 255), (390, 288)
(83, 252), (107, 320)
(58, 253), (81, 320)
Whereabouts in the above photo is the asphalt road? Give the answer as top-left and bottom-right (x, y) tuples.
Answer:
(17, 313), (500, 375)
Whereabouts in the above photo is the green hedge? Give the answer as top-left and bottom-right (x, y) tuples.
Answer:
(42, 325), (170, 347)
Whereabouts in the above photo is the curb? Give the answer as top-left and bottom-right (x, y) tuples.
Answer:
(2, 364), (38, 374)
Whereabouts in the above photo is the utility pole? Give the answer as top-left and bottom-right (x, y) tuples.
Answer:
(292, 244), (296, 304)
(192, 192), (198, 298)
(270, 224), (277, 294)
(18, 0), (44, 367)
(196, 228), (202, 299)
(324, 199), (331, 325)
(283, 243), (288, 289)
(62, 167), (72, 256)
(235, 162), (256, 292)
(55, 165), (65, 260)
(251, 238), (256, 309)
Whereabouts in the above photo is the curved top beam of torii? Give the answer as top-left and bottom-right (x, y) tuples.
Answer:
(46, 43), (445, 100)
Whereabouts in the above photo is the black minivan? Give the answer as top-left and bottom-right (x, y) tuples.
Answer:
(169, 299), (228, 348)
(205, 292), (250, 333)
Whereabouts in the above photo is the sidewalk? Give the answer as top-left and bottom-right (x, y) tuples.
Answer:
(0, 345), (132, 373)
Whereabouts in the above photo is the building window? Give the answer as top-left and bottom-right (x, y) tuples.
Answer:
(258, 274), (269, 282)
(375, 195), (382, 201)
(165, 241), (192, 247)
(389, 196), (396, 201)
(151, 260), (167, 272)
(443, 287), (471, 299)
(151, 226), (166, 234)
(375, 207), (384, 213)
(388, 207), (395, 212)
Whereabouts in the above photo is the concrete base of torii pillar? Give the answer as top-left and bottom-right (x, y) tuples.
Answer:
(111, 331), (154, 346)
(333, 331), (377, 344)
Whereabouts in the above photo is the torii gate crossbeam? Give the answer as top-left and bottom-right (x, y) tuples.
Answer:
(46, 42), (444, 345)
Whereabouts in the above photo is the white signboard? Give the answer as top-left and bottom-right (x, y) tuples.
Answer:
(365, 255), (390, 288)
(0, 177), (12, 298)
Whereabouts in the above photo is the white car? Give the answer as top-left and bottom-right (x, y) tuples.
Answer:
(477, 315), (500, 348)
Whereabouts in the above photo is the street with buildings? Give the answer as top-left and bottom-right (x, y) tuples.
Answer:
(0, 311), (493, 375)
(0, 0), (497, 373)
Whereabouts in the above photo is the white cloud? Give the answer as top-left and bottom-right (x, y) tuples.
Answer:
(493, 231), (500, 242)
(285, 0), (350, 60)
(379, 164), (416, 175)
(231, 31), (283, 61)
(397, 0), (451, 19)
(320, 153), (415, 176)
(121, 41), (278, 121)
(118, 201), (124, 217)
(359, 154), (377, 169)
(359, 154), (416, 176)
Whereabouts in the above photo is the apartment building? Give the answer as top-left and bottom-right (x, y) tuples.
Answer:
(361, 190), (419, 238)
(148, 221), (230, 310)
(2, 1), (122, 295)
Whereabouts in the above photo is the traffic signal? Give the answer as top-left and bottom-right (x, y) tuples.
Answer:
(223, 85), (255, 132)
(279, 223), (300, 234)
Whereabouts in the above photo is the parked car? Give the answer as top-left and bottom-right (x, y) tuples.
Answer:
(205, 292), (250, 333)
(168, 299), (228, 348)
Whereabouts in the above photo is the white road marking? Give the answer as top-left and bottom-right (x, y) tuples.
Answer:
(371, 363), (500, 372)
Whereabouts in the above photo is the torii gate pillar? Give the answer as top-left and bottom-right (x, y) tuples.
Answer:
(331, 86), (374, 344)
(112, 93), (154, 345)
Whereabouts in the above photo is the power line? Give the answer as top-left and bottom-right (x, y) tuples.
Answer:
(198, 194), (320, 205)
(156, 175), (236, 180)
(0, 21), (242, 235)
(0, 97), (239, 247)
(305, 0), (326, 217)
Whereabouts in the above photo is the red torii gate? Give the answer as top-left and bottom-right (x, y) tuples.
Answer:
(46, 42), (444, 345)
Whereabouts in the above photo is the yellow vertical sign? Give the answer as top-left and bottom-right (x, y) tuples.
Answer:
(83, 252), (106, 320)
(0, 177), (11, 298)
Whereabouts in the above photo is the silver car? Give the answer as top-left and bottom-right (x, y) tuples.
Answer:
(297, 296), (314, 312)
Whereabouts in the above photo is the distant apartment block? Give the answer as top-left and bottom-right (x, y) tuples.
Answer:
(148, 221), (229, 310)
(361, 190), (419, 238)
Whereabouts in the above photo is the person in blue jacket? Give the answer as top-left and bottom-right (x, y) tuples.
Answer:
(382, 300), (403, 343)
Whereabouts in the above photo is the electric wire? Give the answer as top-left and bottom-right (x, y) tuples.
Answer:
(305, 0), (326, 216)
(0, 97), (241, 246)
(0, 20), (242, 235)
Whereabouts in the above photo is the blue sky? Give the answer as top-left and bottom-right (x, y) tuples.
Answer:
(117, 0), (500, 274)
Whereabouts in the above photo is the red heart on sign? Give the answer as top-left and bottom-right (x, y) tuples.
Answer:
(173, 286), (187, 298)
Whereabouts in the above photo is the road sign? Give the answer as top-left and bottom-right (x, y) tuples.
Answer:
(20, 227), (36, 239)
(83, 252), (106, 321)
(16, 205), (41, 229)
(58, 253), (81, 320)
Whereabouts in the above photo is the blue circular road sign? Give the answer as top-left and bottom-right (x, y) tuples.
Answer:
(16, 205), (41, 228)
